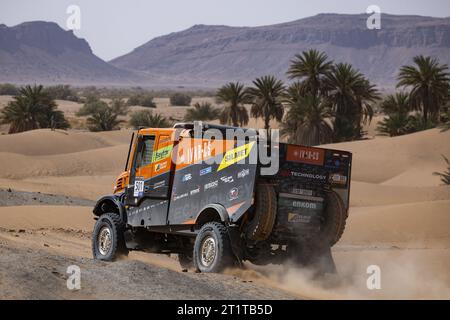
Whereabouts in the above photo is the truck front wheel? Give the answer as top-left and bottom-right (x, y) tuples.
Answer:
(193, 222), (233, 273)
(92, 212), (128, 261)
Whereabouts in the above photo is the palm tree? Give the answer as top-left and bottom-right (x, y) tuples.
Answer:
(377, 92), (411, 137)
(397, 55), (450, 123)
(216, 82), (250, 127)
(433, 155), (450, 185)
(78, 97), (128, 132)
(130, 110), (170, 129)
(247, 75), (285, 131)
(287, 49), (333, 96)
(325, 63), (380, 141)
(1, 84), (69, 133)
(377, 113), (413, 137)
(441, 104), (450, 131)
(184, 102), (221, 121)
(86, 104), (123, 132)
(285, 81), (303, 104)
(380, 92), (410, 115)
(281, 93), (333, 146)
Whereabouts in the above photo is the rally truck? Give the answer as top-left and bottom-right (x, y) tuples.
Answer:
(91, 122), (352, 273)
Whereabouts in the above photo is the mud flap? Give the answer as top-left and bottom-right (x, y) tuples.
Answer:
(291, 241), (337, 277)
(227, 225), (244, 266)
(124, 230), (139, 250)
(308, 245), (336, 276)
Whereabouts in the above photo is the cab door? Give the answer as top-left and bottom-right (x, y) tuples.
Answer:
(127, 132), (173, 206)
(126, 133), (156, 205)
(145, 132), (173, 198)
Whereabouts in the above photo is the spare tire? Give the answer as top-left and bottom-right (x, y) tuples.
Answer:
(322, 190), (348, 246)
(245, 183), (277, 242)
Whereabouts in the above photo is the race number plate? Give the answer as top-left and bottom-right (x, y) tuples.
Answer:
(133, 178), (144, 197)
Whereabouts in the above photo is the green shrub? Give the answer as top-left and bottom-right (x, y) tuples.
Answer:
(129, 110), (170, 129)
(0, 83), (19, 96)
(44, 85), (79, 102)
(170, 93), (192, 106)
(77, 97), (128, 131)
(127, 93), (156, 108)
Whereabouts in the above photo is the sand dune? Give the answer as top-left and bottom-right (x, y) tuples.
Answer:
(350, 181), (450, 206)
(0, 205), (92, 231)
(0, 128), (131, 156)
(0, 175), (116, 200)
(0, 145), (128, 179)
(324, 128), (450, 186)
(341, 200), (450, 246)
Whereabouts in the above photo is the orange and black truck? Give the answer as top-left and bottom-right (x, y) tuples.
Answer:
(92, 122), (351, 273)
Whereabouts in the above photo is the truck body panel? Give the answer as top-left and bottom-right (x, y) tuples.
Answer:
(167, 138), (258, 225)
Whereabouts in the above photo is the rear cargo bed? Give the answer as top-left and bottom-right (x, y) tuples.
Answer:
(270, 143), (352, 239)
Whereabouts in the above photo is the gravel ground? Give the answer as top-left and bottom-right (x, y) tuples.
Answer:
(0, 188), (95, 207)
(0, 243), (296, 300)
(0, 188), (298, 300)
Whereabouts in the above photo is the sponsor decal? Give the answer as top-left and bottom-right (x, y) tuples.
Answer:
(200, 166), (212, 176)
(159, 135), (171, 143)
(290, 188), (313, 196)
(286, 146), (325, 165)
(278, 169), (291, 177)
(129, 201), (166, 216)
(180, 141), (212, 164)
(280, 192), (323, 202)
(133, 178), (144, 197)
(173, 192), (188, 201)
(154, 161), (167, 172)
(220, 175), (234, 183)
(288, 213), (311, 223)
(190, 186), (200, 196)
(152, 145), (173, 163)
(292, 200), (318, 210)
(290, 171), (327, 181)
(153, 180), (165, 189)
(325, 157), (346, 170)
(204, 180), (218, 190)
(330, 173), (347, 184)
(228, 187), (239, 200)
(237, 168), (250, 179)
(218, 141), (255, 171)
(182, 173), (192, 182)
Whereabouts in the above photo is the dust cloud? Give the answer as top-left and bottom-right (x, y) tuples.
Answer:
(225, 247), (450, 299)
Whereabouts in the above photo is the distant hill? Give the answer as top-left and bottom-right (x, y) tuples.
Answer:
(1, 14), (449, 88)
(0, 21), (135, 85)
(111, 13), (450, 88)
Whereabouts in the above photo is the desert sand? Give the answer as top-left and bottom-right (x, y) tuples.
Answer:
(0, 100), (449, 299)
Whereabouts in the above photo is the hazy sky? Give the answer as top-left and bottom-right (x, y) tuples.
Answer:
(1, 0), (449, 61)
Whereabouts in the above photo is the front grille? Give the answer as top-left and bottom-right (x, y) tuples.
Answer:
(115, 178), (124, 191)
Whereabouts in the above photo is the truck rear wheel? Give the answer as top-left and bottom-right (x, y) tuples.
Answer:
(193, 222), (232, 273)
(245, 183), (277, 242)
(322, 191), (348, 246)
(92, 212), (128, 261)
